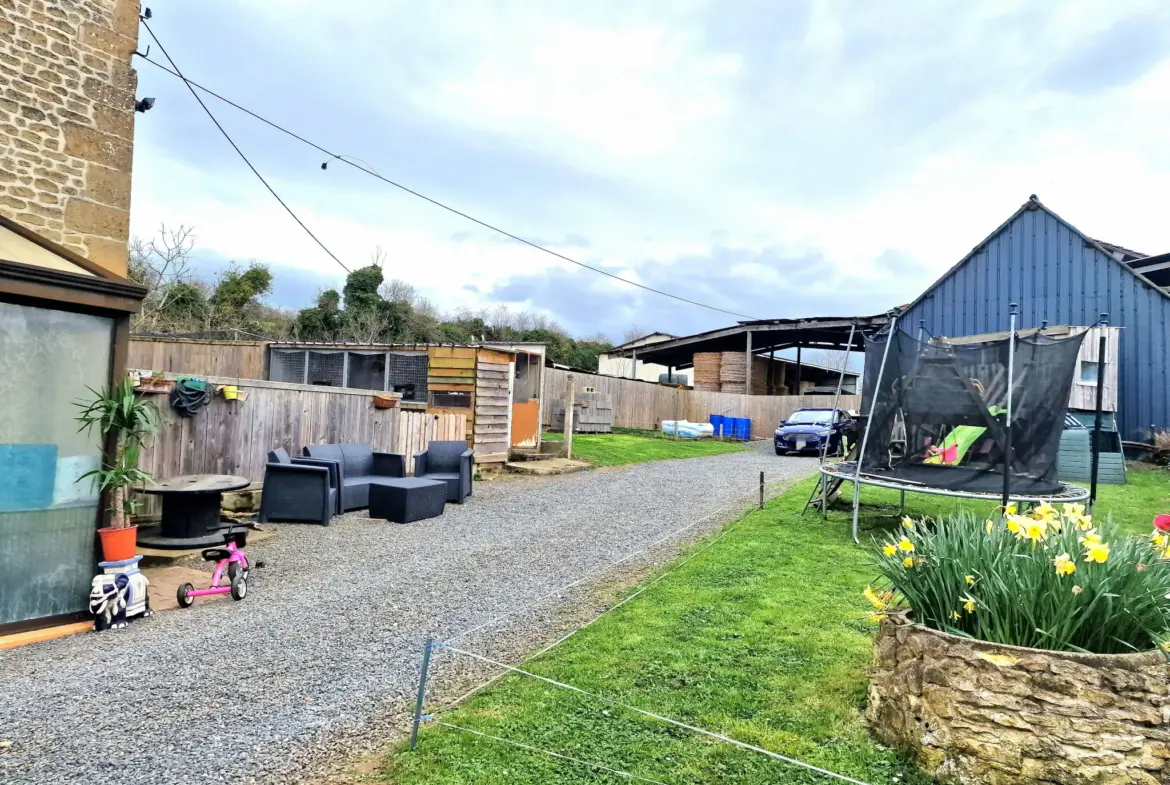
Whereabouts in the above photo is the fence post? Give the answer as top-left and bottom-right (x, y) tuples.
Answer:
(410, 638), (435, 750)
(759, 471), (764, 510)
(564, 374), (575, 459)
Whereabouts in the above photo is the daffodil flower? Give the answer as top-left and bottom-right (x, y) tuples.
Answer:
(962, 596), (977, 613)
(1053, 553), (1076, 576)
(883, 544), (898, 557)
(1079, 530), (1102, 547)
(898, 537), (914, 553)
(902, 556), (915, 568)
(1004, 503), (1018, 516)
(869, 613), (887, 623)
(1023, 520), (1047, 544)
(901, 516), (914, 529)
(951, 610), (961, 621)
(984, 519), (994, 534)
(1084, 542), (1110, 564)
(965, 575), (975, 586)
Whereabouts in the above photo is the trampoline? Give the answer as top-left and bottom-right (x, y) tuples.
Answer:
(812, 308), (1092, 541)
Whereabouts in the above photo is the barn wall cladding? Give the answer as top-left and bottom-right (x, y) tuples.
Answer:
(899, 197), (1170, 440)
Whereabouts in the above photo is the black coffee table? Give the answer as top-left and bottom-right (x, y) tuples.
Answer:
(138, 474), (251, 549)
(369, 478), (447, 523)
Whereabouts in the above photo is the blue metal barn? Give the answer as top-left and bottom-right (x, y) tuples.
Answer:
(897, 196), (1170, 440)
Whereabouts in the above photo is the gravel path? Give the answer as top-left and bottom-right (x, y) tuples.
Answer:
(0, 444), (814, 785)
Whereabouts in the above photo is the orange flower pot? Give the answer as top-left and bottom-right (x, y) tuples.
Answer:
(97, 525), (137, 562)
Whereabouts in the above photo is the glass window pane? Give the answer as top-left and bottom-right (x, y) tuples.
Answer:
(0, 302), (112, 624)
(1079, 360), (1099, 384)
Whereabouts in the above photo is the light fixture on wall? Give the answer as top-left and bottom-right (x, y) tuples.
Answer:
(135, 97), (156, 113)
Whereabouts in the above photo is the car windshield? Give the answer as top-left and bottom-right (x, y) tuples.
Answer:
(787, 410), (834, 424)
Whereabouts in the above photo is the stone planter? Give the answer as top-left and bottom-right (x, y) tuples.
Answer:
(867, 616), (1170, 785)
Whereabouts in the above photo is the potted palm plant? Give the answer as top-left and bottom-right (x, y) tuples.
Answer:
(74, 377), (159, 561)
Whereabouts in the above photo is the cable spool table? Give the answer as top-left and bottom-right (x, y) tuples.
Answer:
(137, 474), (251, 550)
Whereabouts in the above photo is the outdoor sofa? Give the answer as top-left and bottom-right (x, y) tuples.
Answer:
(302, 442), (406, 512)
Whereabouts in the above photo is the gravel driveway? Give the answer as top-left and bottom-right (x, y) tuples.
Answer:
(0, 443), (814, 785)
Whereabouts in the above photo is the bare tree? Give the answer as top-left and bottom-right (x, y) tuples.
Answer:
(380, 277), (417, 305)
(129, 225), (206, 333)
(621, 325), (647, 345)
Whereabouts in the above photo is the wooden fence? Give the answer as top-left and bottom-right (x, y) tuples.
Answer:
(541, 368), (860, 439)
(129, 337), (267, 380)
(134, 375), (465, 514)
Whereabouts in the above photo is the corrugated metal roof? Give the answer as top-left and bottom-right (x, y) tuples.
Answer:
(898, 196), (1170, 439)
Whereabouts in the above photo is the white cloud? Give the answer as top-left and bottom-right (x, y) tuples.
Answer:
(130, 0), (1170, 334)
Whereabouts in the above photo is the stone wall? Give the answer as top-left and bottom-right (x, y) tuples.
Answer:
(868, 617), (1170, 785)
(0, 0), (139, 275)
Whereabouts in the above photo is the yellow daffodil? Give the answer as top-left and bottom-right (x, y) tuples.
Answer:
(869, 613), (887, 623)
(901, 516), (914, 529)
(1162, 641), (1170, 652)
(1084, 542), (1110, 564)
(985, 519), (994, 534)
(898, 537), (915, 553)
(1079, 530), (1102, 547)
(902, 556), (915, 568)
(1161, 546), (1170, 560)
(1023, 520), (1047, 545)
(965, 574), (976, 586)
(1075, 515), (1093, 531)
(1004, 503), (1018, 516)
(883, 544), (898, 557)
(1063, 502), (1086, 518)
(1153, 533), (1166, 548)
(1006, 517), (1021, 534)
(950, 610), (961, 621)
(1034, 502), (1057, 520)
(1053, 553), (1076, 576)
(863, 585), (886, 611)
(961, 596), (977, 613)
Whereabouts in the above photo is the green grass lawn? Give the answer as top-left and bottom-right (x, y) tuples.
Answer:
(383, 468), (1169, 785)
(543, 428), (747, 467)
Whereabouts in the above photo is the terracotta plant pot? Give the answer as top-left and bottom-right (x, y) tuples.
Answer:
(372, 394), (399, 409)
(136, 378), (174, 395)
(97, 525), (138, 562)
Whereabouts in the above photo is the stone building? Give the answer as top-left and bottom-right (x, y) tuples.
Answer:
(0, 0), (140, 275)
(0, 0), (146, 630)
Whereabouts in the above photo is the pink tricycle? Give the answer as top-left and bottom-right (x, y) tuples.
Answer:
(176, 526), (257, 607)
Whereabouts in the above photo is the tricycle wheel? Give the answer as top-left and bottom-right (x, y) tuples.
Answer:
(230, 572), (248, 601)
(228, 561), (241, 582)
(176, 583), (195, 608)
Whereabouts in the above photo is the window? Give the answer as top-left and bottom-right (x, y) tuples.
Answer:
(1079, 360), (1100, 385)
(787, 409), (834, 424)
(430, 390), (472, 408)
(513, 352), (540, 403)
(0, 302), (112, 624)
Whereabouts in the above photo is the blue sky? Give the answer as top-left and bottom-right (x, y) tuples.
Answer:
(130, 1), (1170, 341)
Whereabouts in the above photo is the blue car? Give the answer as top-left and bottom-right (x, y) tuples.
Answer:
(774, 408), (856, 456)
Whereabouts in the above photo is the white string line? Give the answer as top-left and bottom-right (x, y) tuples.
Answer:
(439, 479), (795, 709)
(444, 481), (772, 644)
(434, 721), (671, 785)
(440, 646), (873, 785)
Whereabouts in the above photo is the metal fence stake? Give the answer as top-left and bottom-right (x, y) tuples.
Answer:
(759, 471), (764, 510)
(410, 638), (435, 750)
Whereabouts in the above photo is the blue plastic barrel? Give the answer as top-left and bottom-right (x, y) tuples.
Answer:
(737, 418), (751, 440)
(725, 417), (740, 440)
(709, 414), (724, 437)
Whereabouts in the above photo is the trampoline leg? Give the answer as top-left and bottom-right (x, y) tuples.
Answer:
(851, 481), (861, 544)
(899, 489), (905, 512)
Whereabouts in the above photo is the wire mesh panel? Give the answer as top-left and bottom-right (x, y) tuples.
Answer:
(346, 351), (386, 390)
(269, 349), (307, 384)
(861, 330), (1085, 495)
(307, 350), (345, 387)
(387, 352), (428, 401)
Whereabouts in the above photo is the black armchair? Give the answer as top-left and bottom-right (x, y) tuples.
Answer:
(258, 448), (338, 525)
(303, 442), (406, 511)
(414, 441), (474, 503)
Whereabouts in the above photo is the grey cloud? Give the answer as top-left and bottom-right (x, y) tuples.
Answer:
(1042, 15), (1170, 93)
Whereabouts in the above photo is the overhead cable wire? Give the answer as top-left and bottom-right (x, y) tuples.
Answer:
(138, 21), (351, 274)
(439, 645), (873, 785)
(433, 721), (670, 785)
(134, 53), (758, 319)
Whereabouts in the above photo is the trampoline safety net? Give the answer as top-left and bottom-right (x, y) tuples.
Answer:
(860, 330), (1086, 495)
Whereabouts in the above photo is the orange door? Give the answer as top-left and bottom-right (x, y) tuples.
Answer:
(511, 399), (540, 447)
